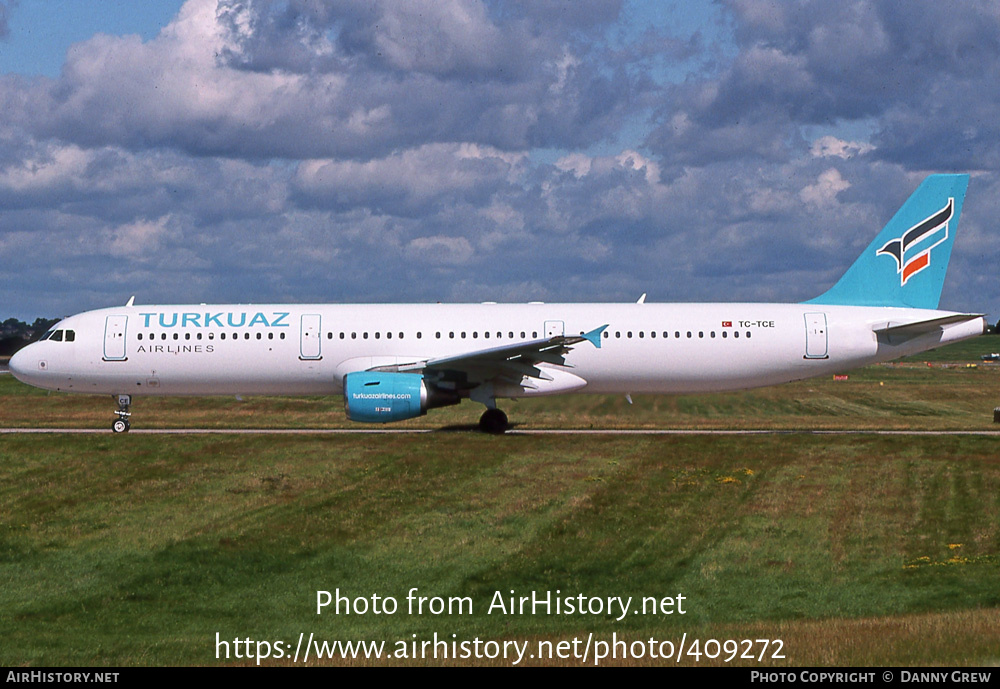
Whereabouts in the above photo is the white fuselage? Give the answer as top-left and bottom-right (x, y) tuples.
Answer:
(9, 302), (985, 398)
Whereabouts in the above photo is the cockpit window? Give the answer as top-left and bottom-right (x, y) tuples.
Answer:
(38, 328), (74, 342)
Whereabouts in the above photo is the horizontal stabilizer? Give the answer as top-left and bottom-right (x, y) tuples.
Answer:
(873, 313), (984, 343)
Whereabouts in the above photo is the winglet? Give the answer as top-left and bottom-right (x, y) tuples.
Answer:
(582, 324), (608, 349)
(125, 295), (135, 307)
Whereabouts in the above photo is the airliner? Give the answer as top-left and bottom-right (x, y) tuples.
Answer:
(9, 174), (984, 433)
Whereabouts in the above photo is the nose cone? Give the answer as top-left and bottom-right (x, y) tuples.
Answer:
(8, 345), (34, 384)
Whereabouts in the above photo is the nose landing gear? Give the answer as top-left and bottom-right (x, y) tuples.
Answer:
(112, 394), (131, 433)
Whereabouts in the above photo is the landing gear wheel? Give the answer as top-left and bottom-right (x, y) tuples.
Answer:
(479, 408), (509, 434)
(112, 394), (132, 433)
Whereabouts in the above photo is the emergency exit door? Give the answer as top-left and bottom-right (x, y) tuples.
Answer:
(299, 314), (322, 360)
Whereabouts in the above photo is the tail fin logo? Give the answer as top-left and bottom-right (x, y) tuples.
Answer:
(876, 198), (954, 286)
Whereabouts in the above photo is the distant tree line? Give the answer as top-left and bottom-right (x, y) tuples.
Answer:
(1, 317), (60, 357)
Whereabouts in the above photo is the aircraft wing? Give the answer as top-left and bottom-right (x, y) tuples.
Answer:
(385, 324), (608, 387)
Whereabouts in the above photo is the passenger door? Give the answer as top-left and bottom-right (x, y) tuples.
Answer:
(103, 315), (128, 361)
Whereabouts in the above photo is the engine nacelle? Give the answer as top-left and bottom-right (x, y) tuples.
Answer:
(343, 372), (458, 423)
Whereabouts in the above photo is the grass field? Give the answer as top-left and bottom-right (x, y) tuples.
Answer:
(1, 337), (999, 666)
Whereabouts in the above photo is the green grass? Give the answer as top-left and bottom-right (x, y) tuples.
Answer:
(2, 434), (999, 665)
(2, 337), (1000, 665)
(899, 335), (1000, 362)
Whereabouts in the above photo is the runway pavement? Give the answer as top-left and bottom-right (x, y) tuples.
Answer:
(3, 427), (1000, 435)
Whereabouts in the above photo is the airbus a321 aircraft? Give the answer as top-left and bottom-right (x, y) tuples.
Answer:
(10, 174), (984, 433)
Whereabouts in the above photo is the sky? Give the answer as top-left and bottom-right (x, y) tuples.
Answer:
(1, 0), (998, 321)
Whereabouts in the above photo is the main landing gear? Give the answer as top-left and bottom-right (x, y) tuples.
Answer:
(478, 408), (509, 434)
(471, 383), (509, 434)
(112, 394), (131, 433)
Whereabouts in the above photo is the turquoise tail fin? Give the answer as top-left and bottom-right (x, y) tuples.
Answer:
(807, 174), (968, 309)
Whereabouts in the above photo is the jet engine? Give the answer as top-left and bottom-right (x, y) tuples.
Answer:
(343, 371), (459, 423)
